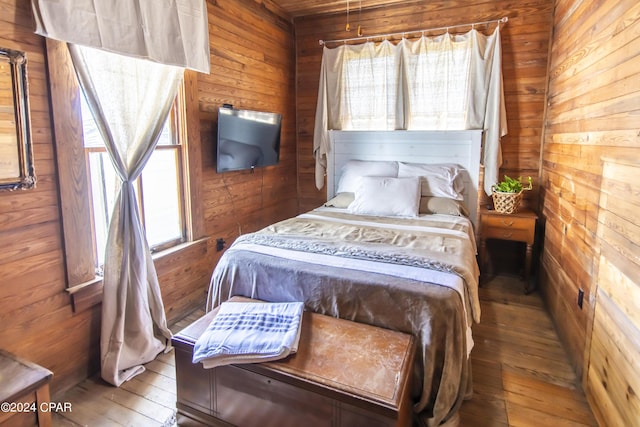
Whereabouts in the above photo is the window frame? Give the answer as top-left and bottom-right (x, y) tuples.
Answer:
(139, 145), (187, 254)
(81, 99), (188, 265)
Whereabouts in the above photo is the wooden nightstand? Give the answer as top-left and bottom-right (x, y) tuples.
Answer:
(480, 207), (538, 293)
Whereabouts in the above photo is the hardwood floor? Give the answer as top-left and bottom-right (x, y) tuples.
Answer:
(459, 275), (596, 426)
(51, 275), (597, 426)
(50, 311), (202, 427)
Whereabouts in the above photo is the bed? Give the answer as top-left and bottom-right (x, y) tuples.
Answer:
(207, 130), (483, 427)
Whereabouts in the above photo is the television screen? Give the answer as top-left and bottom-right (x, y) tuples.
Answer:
(216, 106), (282, 173)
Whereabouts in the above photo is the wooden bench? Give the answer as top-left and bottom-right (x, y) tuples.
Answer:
(172, 297), (416, 427)
(0, 350), (53, 427)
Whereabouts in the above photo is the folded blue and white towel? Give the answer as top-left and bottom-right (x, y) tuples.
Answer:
(192, 301), (305, 369)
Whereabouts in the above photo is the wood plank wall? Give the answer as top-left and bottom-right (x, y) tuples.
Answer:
(0, 0), (97, 396)
(539, 0), (640, 380)
(0, 0), (296, 396)
(587, 158), (640, 426)
(199, 0), (297, 250)
(294, 0), (554, 213)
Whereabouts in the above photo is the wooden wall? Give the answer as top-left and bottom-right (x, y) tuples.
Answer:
(0, 0), (95, 396)
(539, 0), (640, 384)
(294, 0), (554, 212)
(0, 0), (296, 396)
(587, 158), (640, 426)
(200, 0), (297, 247)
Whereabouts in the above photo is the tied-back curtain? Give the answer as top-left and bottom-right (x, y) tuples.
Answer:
(69, 44), (183, 386)
(314, 27), (507, 195)
(31, 0), (210, 73)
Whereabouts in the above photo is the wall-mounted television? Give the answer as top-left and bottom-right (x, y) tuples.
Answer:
(216, 105), (282, 173)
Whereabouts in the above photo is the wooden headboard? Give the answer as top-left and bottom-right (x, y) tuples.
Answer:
(327, 130), (483, 228)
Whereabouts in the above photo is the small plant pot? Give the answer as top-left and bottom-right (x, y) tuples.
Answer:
(491, 188), (523, 214)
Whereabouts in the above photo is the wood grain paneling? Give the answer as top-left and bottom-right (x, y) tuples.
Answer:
(270, 0), (422, 18)
(585, 158), (640, 426)
(539, 0), (640, 387)
(0, 0), (93, 396)
(199, 0), (297, 250)
(293, 0), (554, 213)
(45, 38), (96, 288)
(182, 70), (206, 241)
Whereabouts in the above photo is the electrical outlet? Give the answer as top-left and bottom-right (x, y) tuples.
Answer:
(577, 288), (584, 309)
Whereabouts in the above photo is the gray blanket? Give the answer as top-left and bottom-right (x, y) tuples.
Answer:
(208, 209), (480, 426)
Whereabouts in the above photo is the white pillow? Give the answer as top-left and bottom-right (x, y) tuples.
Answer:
(397, 162), (465, 201)
(348, 177), (420, 217)
(336, 160), (399, 194)
(419, 197), (469, 216)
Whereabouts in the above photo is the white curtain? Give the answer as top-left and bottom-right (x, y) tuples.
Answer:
(401, 33), (472, 130)
(339, 41), (403, 130)
(69, 44), (183, 386)
(31, 0), (210, 73)
(314, 27), (507, 195)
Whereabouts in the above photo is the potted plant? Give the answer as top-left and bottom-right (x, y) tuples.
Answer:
(491, 175), (532, 214)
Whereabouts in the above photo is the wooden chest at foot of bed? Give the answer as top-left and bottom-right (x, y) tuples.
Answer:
(172, 297), (416, 427)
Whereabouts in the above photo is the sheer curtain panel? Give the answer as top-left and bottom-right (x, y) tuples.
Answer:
(314, 27), (507, 195)
(401, 33), (472, 130)
(31, 0), (210, 73)
(339, 41), (403, 131)
(69, 44), (183, 386)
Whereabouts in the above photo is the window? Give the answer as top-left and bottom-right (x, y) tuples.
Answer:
(404, 38), (470, 130)
(80, 90), (186, 271)
(340, 43), (400, 130)
(47, 39), (205, 312)
(337, 37), (471, 131)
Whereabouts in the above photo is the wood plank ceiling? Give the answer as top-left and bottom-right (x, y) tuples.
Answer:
(269, 0), (417, 18)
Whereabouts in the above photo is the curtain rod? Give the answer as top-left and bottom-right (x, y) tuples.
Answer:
(319, 16), (508, 46)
